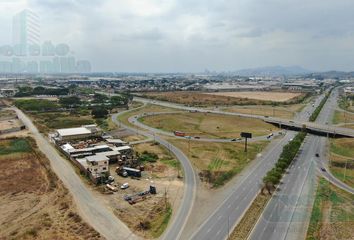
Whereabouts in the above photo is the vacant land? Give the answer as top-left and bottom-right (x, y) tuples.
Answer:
(229, 192), (271, 240)
(103, 141), (182, 239)
(140, 112), (277, 138)
(0, 109), (16, 119)
(206, 91), (302, 102)
(223, 104), (305, 119)
(29, 111), (95, 133)
(306, 178), (354, 240)
(117, 104), (179, 129)
(141, 91), (306, 107)
(329, 138), (354, 188)
(169, 139), (267, 187)
(333, 110), (354, 126)
(0, 138), (101, 239)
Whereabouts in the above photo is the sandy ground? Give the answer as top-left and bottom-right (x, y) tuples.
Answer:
(93, 141), (184, 239)
(205, 91), (302, 102)
(0, 138), (102, 240)
(0, 119), (23, 131)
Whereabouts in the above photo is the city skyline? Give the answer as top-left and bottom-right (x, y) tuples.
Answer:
(1, 1), (354, 73)
(0, 8), (91, 74)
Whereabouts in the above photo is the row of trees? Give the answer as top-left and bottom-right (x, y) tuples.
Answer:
(262, 132), (307, 194)
(309, 89), (332, 122)
(15, 86), (69, 97)
(14, 99), (60, 111)
(59, 93), (132, 109)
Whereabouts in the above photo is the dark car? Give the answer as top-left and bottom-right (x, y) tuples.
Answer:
(194, 136), (200, 139)
(321, 167), (326, 172)
(231, 138), (237, 141)
(315, 153), (319, 157)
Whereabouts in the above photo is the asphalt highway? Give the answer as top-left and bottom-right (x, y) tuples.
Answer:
(128, 94), (325, 240)
(111, 110), (197, 240)
(249, 88), (354, 240)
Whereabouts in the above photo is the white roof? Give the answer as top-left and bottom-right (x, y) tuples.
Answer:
(114, 146), (132, 151)
(106, 139), (126, 144)
(96, 150), (121, 157)
(86, 155), (109, 162)
(57, 127), (91, 137)
(61, 143), (74, 153)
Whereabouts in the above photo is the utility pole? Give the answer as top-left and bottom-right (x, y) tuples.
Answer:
(344, 158), (348, 182)
(244, 137), (248, 152)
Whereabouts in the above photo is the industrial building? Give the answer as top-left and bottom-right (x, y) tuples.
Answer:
(54, 124), (102, 141)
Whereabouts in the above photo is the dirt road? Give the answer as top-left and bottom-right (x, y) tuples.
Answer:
(14, 107), (139, 240)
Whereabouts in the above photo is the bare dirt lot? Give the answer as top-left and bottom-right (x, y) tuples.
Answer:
(222, 104), (305, 119)
(0, 138), (102, 240)
(206, 91), (302, 102)
(141, 91), (306, 106)
(98, 141), (183, 239)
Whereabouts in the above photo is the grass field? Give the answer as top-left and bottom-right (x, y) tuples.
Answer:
(140, 112), (277, 138)
(117, 104), (180, 129)
(206, 91), (302, 102)
(30, 111), (95, 133)
(141, 91), (308, 107)
(329, 138), (354, 188)
(168, 139), (267, 187)
(332, 110), (354, 125)
(0, 138), (101, 239)
(223, 104), (305, 119)
(306, 178), (354, 240)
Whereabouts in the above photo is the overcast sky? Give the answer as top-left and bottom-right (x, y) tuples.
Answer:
(1, 0), (354, 72)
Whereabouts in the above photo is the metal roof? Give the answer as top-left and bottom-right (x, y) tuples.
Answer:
(57, 127), (91, 137)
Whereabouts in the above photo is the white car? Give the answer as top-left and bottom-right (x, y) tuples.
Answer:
(120, 183), (129, 189)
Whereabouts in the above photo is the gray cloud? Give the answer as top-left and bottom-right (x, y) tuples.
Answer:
(1, 0), (354, 72)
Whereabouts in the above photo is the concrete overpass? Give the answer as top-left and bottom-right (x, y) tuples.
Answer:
(264, 118), (354, 138)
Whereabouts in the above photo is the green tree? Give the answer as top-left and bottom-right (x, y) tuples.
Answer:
(59, 96), (81, 108)
(91, 107), (108, 118)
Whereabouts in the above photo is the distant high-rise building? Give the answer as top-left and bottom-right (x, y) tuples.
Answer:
(12, 9), (40, 56)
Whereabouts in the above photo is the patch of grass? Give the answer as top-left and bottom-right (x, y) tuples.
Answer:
(169, 139), (268, 186)
(306, 178), (354, 240)
(117, 104), (177, 129)
(0, 138), (32, 155)
(223, 104), (305, 119)
(150, 205), (172, 238)
(30, 112), (94, 133)
(330, 138), (354, 158)
(332, 110), (354, 125)
(140, 112), (278, 138)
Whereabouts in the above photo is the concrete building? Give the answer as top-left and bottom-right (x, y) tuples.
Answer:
(12, 9), (40, 56)
(86, 155), (109, 178)
(55, 124), (101, 141)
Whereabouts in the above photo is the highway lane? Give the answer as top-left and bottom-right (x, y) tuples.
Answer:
(111, 111), (197, 240)
(189, 131), (297, 240)
(186, 94), (324, 240)
(248, 135), (319, 240)
(107, 92), (326, 240)
(249, 87), (353, 240)
(13, 107), (140, 240)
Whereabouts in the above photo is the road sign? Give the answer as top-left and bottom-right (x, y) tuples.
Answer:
(240, 132), (252, 152)
(241, 132), (252, 138)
